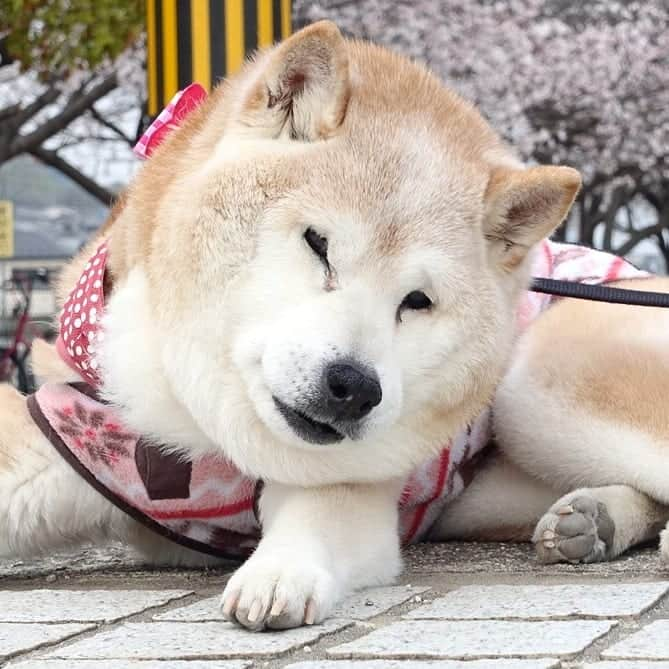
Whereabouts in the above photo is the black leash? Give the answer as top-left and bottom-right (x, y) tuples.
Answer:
(530, 278), (669, 308)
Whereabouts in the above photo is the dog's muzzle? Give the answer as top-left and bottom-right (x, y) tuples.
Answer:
(274, 360), (382, 445)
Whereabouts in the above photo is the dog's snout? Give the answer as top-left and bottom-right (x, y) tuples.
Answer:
(324, 362), (382, 421)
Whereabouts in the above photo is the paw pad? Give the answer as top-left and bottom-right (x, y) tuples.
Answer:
(533, 494), (615, 565)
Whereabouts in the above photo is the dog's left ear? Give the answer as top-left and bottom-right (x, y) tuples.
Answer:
(237, 20), (350, 141)
(484, 165), (581, 270)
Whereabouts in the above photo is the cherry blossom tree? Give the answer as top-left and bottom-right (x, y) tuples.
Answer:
(0, 0), (145, 204)
(295, 0), (669, 269)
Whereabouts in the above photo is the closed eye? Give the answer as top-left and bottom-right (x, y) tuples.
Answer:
(304, 227), (329, 265)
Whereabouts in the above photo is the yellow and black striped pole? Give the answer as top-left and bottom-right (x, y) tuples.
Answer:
(146, 0), (292, 116)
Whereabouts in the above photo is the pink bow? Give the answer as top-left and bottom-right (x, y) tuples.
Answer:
(133, 83), (208, 159)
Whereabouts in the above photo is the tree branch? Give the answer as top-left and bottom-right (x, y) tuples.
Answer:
(9, 72), (118, 158)
(640, 187), (664, 211)
(602, 186), (632, 251)
(615, 223), (665, 257)
(15, 85), (61, 127)
(0, 102), (21, 122)
(30, 146), (117, 205)
(89, 104), (134, 146)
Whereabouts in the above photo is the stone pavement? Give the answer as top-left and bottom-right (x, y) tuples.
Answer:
(1, 542), (668, 668)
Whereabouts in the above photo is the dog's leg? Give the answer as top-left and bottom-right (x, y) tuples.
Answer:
(429, 451), (559, 542)
(534, 485), (669, 563)
(494, 278), (669, 563)
(0, 383), (217, 564)
(429, 452), (669, 563)
(220, 479), (402, 631)
(659, 523), (669, 563)
(0, 384), (125, 556)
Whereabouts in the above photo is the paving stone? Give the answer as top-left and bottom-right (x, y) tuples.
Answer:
(0, 590), (191, 623)
(9, 661), (251, 669)
(45, 620), (352, 659)
(602, 620), (669, 660)
(406, 583), (669, 620)
(327, 619), (616, 659)
(333, 586), (431, 620)
(0, 623), (93, 660)
(151, 596), (223, 621)
(287, 660), (561, 669)
(584, 663), (669, 668)
(154, 586), (429, 623)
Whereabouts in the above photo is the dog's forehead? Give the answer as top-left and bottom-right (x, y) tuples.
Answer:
(300, 122), (487, 253)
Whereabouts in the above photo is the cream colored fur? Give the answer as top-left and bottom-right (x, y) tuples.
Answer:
(5, 22), (665, 633)
(432, 277), (669, 564)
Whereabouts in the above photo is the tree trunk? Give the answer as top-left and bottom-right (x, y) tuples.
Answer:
(30, 147), (117, 206)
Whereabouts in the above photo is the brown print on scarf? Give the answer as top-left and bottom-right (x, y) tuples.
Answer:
(55, 401), (135, 466)
(135, 439), (192, 500)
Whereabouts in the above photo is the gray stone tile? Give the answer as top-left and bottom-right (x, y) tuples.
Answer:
(45, 620), (352, 659)
(602, 620), (669, 660)
(153, 595), (223, 623)
(0, 623), (93, 660)
(150, 596), (224, 621)
(407, 583), (669, 620)
(154, 586), (429, 623)
(0, 590), (191, 622)
(287, 660), (561, 669)
(584, 663), (669, 668)
(8, 661), (251, 669)
(328, 619), (616, 659)
(334, 586), (430, 620)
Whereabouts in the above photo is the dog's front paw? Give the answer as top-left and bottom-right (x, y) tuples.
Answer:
(221, 552), (338, 631)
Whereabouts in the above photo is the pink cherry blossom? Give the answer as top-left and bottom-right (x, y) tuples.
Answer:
(295, 1), (669, 270)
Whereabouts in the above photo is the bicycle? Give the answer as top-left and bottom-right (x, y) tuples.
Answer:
(0, 269), (48, 394)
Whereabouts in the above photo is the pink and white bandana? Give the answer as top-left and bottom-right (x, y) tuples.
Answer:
(133, 83), (208, 159)
(56, 241), (108, 387)
(27, 383), (259, 559)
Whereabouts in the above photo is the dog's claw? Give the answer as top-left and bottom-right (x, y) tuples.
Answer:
(557, 504), (574, 515)
(543, 540), (556, 549)
(271, 595), (287, 617)
(221, 589), (240, 619)
(247, 599), (262, 623)
(542, 530), (556, 540)
(304, 598), (317, 625)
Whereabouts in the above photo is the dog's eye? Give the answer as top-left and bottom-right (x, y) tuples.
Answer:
(304, 227), (328, 263)
(400, 291), (433, 312)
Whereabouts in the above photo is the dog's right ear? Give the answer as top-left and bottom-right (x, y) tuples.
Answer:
(237, 20), (350, 141)
(483, 165), (581, 271)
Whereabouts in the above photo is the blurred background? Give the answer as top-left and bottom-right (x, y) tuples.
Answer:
(0, 0), (667, 391)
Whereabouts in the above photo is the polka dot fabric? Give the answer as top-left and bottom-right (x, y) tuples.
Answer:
(56, 241), (108, 387)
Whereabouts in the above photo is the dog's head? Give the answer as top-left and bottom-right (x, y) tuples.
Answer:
(98, 22), (580, 484)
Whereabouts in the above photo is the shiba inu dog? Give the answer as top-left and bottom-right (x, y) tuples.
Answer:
(2, 22), (668, 632)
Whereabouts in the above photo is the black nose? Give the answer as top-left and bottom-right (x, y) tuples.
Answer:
(324, 362), (382, 422)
